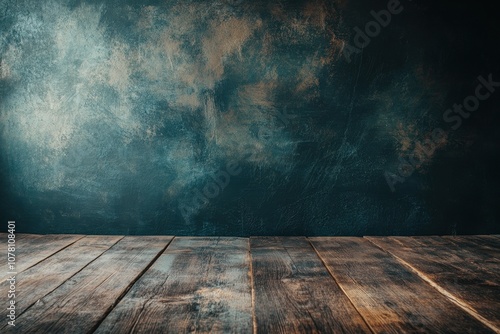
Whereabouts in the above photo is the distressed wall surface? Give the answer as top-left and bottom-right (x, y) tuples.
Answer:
(1, 0), (499, 235)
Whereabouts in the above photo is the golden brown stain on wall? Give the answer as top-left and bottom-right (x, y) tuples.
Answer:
(0, 59), (11, 79)
(137, 6), (158, 30)
(202, 17), (258, 83)
(327, 32), (346, 63)
(295, 63), (320, 97)
(238, 81), (278, 111)
(395, 122), (418, 153)
(108, 42), (131, 93)
(394, 122), (449, 171)
(303, 0), (328, 30)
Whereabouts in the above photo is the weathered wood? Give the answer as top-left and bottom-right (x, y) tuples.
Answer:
(0, 235), (122, 326)
(7, 236), (172, 333)
(472, 235), (500, 248)
(251, 237), (371, 334)
(366, 236), (500, 332)
(95, 237), (253, 334)
(477, 235), (500, 247)
(1, 234), (499, 333)
(435, 236), (500, 273)
(1, 234), (85, 282)
(443, 235), (500, 257)
(311, 237), (494, 333)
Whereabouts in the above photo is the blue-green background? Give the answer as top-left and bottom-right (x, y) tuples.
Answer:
(1, 0), (499, 235)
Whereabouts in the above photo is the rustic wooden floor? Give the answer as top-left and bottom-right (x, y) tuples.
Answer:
(1, 234), (499, 333)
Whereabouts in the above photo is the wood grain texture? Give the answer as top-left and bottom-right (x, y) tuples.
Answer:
(437, 236), (500, 273)
(443, 235), (500, 258)
(0, 235), (122, 328)
(2, 234), (498, 333)
(251, 237), (371, 334)
(7, 236), (172, 334)
(366, 236), (500, 332)
(1, 234), (85, 281)
(311, 237), (494, 333)
(95, 237), (253, 334)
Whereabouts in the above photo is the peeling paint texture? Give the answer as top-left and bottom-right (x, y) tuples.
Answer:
(0, 0), (499, 235)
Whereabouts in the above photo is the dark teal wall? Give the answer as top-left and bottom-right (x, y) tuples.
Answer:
(1, 0), (499, 235)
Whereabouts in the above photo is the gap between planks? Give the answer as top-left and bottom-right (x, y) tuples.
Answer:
(364, 236), (500, 334)
(250, 237), (372, 333)
(95, 237), (252, 333)
(306, 238), (376, 334)
(5, 236), (173, 333)
(5, 235), (498, 334)
(1, 236), (125, 324)
(88, 236), (174, 333)
(248, 238), (258, 334)
(1, 234), (87, 282)
(310, 237), (495, 333)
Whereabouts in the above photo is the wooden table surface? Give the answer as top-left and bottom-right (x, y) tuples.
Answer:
(0, 234), (498, 333)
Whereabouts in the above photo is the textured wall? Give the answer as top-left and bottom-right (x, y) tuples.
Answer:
(1, 0), (499, 235)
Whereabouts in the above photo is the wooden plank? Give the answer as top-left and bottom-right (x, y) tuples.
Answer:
(1, 234), (85, 281)
(443, 235), (500, 256)
(251, 237), (371, 334)
(7, 236), (172, 333)
(437, 236), (500, 272)
(366, 236), (500, 332)
(311, 237), (495, 333)
(95, 237), (253, 334)
(0, 235), (123, 325)
(476, 235), (500, 248)
(472, 235), (500, 247)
